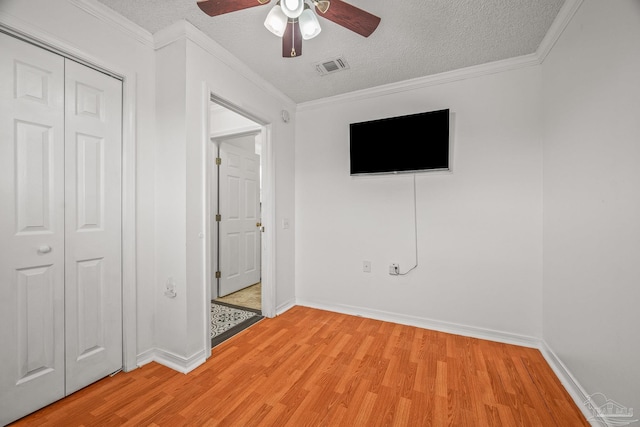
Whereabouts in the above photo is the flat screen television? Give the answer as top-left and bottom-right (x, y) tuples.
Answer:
(349, 109), (450, 175)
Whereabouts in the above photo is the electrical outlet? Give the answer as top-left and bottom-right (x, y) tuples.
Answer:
(389, 263), (399, 275)
(363, 261), (371, 273)
(164, 277), (177, 298)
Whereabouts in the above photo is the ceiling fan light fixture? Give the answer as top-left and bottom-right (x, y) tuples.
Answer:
(299, 8), (321, 40)
(281, 0), (304, 18)
(264, 5), (288, 37)
(197, 0), (380, 58)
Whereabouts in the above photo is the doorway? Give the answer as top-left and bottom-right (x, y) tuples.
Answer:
(215, 134), (262, 304)
(207, 99), (268, 347)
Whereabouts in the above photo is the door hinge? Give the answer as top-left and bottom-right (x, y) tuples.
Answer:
(215, 271), (221, 279)
(215, 214), (221, 222)
(215, 157), (222, 165)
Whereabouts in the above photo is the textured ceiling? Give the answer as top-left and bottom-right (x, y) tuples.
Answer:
(96, 0), (565, 103)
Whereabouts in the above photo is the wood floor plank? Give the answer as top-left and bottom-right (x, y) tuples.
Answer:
(9, 306), (590, 426)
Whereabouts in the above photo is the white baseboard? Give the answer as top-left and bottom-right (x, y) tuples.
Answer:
(538, 342), (602, 426)
(296, 298), (540, 348)
(276, 298), (296, 316)
(135, 348), (156, 368)
(136, 348), (206, 374)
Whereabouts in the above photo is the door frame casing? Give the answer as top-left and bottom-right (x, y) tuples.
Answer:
(203, 88), (276, 358)
(0, 20), (138, 372)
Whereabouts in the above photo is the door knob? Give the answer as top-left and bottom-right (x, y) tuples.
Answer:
(38, 245), (52, 254)
(256, 222), (262, 227)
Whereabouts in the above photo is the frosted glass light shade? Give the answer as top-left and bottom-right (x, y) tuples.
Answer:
(264, 6), (288, 37)
(281, 0), (304, 18)
(299, 9), (321, 40)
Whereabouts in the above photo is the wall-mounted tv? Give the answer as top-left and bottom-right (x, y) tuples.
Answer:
(349, 109), (450, 175)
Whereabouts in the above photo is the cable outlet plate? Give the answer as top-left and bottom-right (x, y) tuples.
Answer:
(389, 263), (399, 275)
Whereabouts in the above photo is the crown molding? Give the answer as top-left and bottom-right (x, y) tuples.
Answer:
(536, 0), (584, 63)
(12, 0), (583, 112)
(298, 53), (540, 111)
(155, 20), (295, 108)
(298, 0), (585, 112)
(69, 0), (154, 48)
(152, 19), (188, 50)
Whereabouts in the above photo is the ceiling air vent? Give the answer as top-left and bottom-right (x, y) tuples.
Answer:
(315, 56), (350, 76)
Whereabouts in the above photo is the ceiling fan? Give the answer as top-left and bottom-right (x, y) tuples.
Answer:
(197, 0), (381, 58)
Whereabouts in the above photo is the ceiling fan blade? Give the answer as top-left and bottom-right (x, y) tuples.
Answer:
(316, 0), (380, 37)
(197, 0), (268, 17)
(282, 20), (302, 58)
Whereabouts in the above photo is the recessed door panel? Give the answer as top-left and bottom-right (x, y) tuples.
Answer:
(75, 82), (104, 120)
(227, 175), (240, 219)
(75, 258), (106, 360)
(244, 231), (257, 272)
(15, 60), (53, 105)
(15, 121), (54, 234)
(76, 133), (104, 231)
(244, 178), (257, 220)
(16, 265), (56, 384)
(227, 233), (240, 278)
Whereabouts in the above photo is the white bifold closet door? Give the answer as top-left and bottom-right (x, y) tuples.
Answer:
(0, 32), (122, 425)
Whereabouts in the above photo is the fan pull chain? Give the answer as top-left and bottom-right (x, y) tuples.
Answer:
(290, 20), (296, 57)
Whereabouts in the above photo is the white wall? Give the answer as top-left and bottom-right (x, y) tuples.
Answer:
(154, 38), (189, 359)
(210, 105), (261, 137)
(295, 66), (543, 339)
(542, 0), (640, 416)
(184, 27), (297, 327)
(0, 0), (157, 364)
(154, 21), (296, 367)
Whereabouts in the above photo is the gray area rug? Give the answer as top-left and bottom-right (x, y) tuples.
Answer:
(210, 301), (263, 347)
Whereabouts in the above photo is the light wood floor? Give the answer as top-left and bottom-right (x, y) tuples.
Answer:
(11, 306), (589, 426)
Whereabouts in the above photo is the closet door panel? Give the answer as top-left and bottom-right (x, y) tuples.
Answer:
(0, 32), (66, 426)
(64, 59), (123, 395)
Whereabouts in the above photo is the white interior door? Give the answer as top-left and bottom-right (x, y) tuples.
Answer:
(218, 141), (261, 297)
(63, 59), (122, 394)
(0, 32), (66, 425)
(0, 32), (123, 425)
